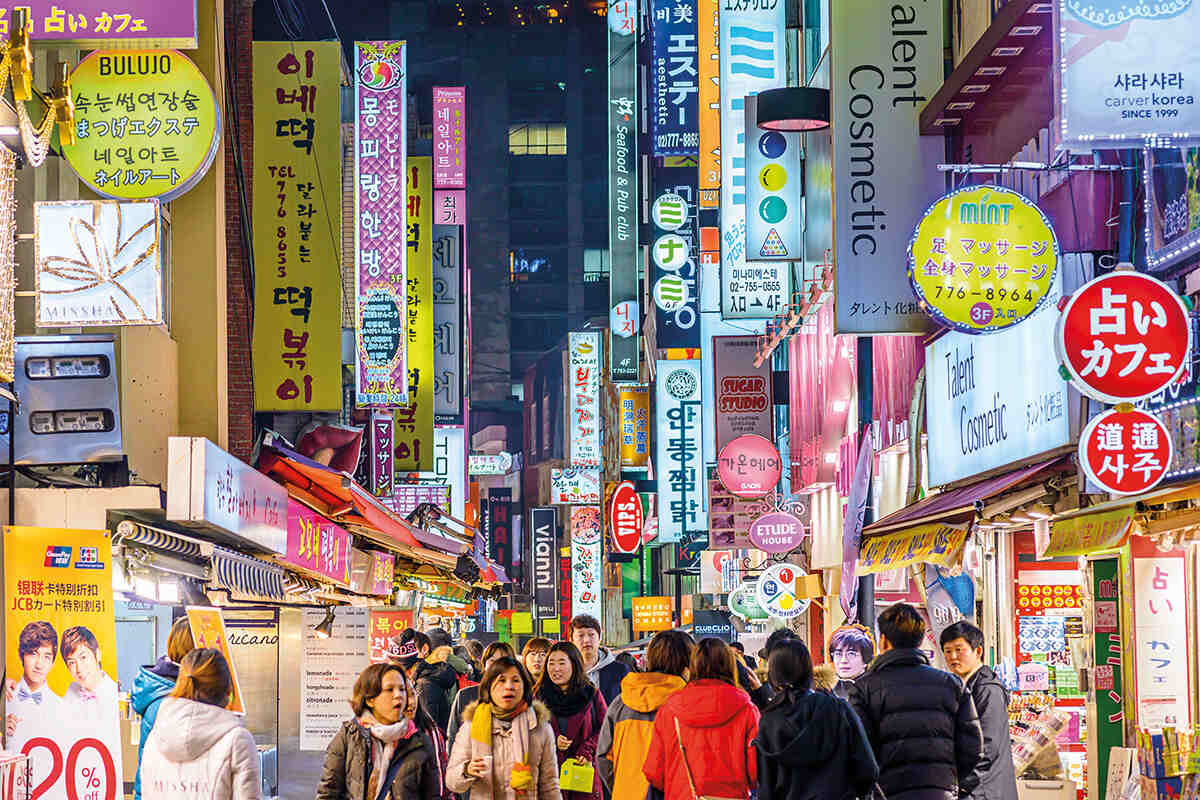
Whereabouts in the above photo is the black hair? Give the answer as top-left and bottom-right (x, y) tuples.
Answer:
(939, 620), (985, 652)
(767, 639), (814, 693)
(878, 603), (925, 650)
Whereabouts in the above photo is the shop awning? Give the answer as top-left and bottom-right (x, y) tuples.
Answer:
(857, 522), (969, 575)
(1041, 504), (1133, 558)
(210, 546), (286, 602)
(114, 520), (204, 559)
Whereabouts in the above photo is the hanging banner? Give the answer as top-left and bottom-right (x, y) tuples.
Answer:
(4, 526), (123, 800)
(856, 523), (969, 575)
(839, 436), (873, 618)
(744, 94), (802, 262)
(719, 0), (785, 319)
(609, 0), (640, 381)
(433, 224), (464, 422)
(832, 0), (942, 334)
(570, 506), (603, 622)
(697, 0), (719, 208)
(252, 41), (342, 411)
(394, 156), (434, 471)
(713, 335), (773, 451)
(1043, 506), (1133, 559)
(285, 499), (353, 586)
(488, 488), (514, 574)
(651, 167), (702, 349)
(1079, 407), (1172, 495)
(354, 40), (408, 407)
(650, 0), (699, 157)
(1132, 547), (1192, 728)
(1145, 146), (1200, 272)
(656, 359), (704, 543)
(568, 332), (602, 467)
(432, 86), (466, 188)
(1057, 0), (1200, 150)
(532, 507), (558, 620)
(618, 385), (651, 467)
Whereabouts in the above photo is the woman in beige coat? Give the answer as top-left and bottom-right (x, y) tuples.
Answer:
(446, 657), (561, 800)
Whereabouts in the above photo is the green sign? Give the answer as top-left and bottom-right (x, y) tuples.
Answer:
(1092, 557), (1123, 800)
(729, 581), (769, 621)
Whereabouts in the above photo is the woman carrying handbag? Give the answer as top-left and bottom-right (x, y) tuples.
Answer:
(533, 642), (606, 800)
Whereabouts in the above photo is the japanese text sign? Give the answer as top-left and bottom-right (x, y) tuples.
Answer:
(432, 224), (464, 422)
(656, 360), (704, 543)
(551, 468), (601, 505)
(1041, 506), (1133, 558)
(285, 499), (351, 586)
(65, 50), (219, 201)
(697, 0), (719, 208)
(717, 434), (782, 499)
(744, 94), (802, 263)
(251, 42), (342, 411)
(713, 335), (773, 451)
(1057, 271), (1191, 404)
(570, 505), (603, 622)
(609, 1), (640, 381)
(618, 385), (651, 467)
(3, 1), (197, 47)
(632, 596), (674, 632)
(432, 87), (466, 188)
(370, 411), (394, 498)
(650, 0), (698, 157)
(354, 40), (408, 408)
(1133, 548), (1192, 729)
(908, 185), (1060, 334)
(608, 480), (644, 554)
(394, 156), (434, 471)
(856, 523), (968, 575)
(568, 332), (602, 467)
(368, 609), (414, 663)
(651, 168), (701, 349)
(1080, 407), (1172, 495)
(468, 452), (512, 476)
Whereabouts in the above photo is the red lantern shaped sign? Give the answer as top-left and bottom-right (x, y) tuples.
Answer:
(717, 434), (783, 499)
(608, 480), (644, 554)
(1056, 272), (1191, 404)
(1079, 408), (1172, 495)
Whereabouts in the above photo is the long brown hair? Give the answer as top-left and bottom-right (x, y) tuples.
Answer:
(535, 641), (591, 696)
(691, 637), (739, 687)
(170, 648), (233, 707)
(350, 662), (410, 717)
(167, 617), (195, 663)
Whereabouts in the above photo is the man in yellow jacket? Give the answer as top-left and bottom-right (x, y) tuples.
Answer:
(596, 631), (693, 800)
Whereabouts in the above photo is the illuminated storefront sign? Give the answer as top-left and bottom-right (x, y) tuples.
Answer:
(432, 86), (466, 188)
(656, 359), (703, 543)
(618, 385), (650, 468)
(394, 157), (434, 471)
(568, 331), (601, 467)
(608, 0), (639, 381)
(570, 505), (603, 621)
(649, 0), (698, 157)
(1080, 408), (1172, 495)
(5, 1), (198, 46)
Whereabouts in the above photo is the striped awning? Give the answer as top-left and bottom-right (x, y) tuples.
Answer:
(209, 546), (285, 602)
(114, 520), (203, 559)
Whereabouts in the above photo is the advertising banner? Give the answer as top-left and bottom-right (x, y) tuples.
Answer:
(856, 523), (969, 575)
(433, 224), (464, 422)
(6, 1), (198, 47)
(697, 0), (719, 208)
(608, 0), (640, 381)
(531, 507), (558, 620)
(618, 385), (651, 467)
(301, 606), (367, 750)
(713, 335), (773, 451)
(651, 166), (702, 348)
(559, 548), (572, 633)
(368, 609), (415, 663)
(354, 40), (408, 407)
(632, 597), (674, 632)
(252, 41), (342, 411)
(488, 488), (514, 574)
(1132, 547), (1192, 728)
(744, 93), (802, 263)
(656, 359), (704, 543)
(1043, 507), (1133, 558)
(568, 331), (602, 467)
(185, 607), (246, 714)
(551, 468), (602, 504)
(570, 506), (603, 622)
(285, 498), (353, 586)
(1058, 1), (1200, 149)
(388, 483), (450, 516)
(4, 527), (122, 800)
(650, 0), (699, 157)
(719, 0), (785, 319)
(395, 156), (434, 471)
(831, 0), (942, 334)
(432, 86), (466, 188)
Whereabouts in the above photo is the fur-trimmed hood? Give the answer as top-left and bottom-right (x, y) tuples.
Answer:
(460, 699), (551, 727)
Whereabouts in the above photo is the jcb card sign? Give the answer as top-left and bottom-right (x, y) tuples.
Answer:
(5, 526), (122, 800)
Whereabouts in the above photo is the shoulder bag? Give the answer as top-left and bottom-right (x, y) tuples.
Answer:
(672, 717), (742, 800)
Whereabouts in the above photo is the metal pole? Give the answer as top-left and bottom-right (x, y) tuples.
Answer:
(855, 338), (876, 630)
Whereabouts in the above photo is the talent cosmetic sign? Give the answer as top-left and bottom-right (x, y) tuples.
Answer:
(925, 273), (1071, 486)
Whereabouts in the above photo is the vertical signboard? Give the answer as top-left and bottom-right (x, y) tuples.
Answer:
(489, 487), (514, 575)
(370, 400), (396, 501)
(429, 426), (467, 521)
(650, 0), (699, 157)
(656, 359), (704, 543)
(831, 0), (941, 334)
(433, 224), (464, 422)
(608, 0), (640, 382)
(651, 166), (701, 348)
(697, 0), (720, 208)
(713, 335), (773, 452)
(744, 93), (802, 261)
(619, 385), (651, 467)
(719, 2), (786, 319)
(395, 156), (434, 471)
(432, 86), (466, 188)
(559, 548), (573, 633)
(1132, 544), (1192, 728)
(252, 41), (342, 411)
(531, 507), (558, 620)
(570, 505), (604, 622)
(568, 332), (602, 467)
(1091, 558), (1124, 800)
(354, 41), (408, 407)
(301, 606), (367, 750)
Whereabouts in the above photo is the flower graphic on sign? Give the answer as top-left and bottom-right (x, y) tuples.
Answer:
(357, 41), (405, 90)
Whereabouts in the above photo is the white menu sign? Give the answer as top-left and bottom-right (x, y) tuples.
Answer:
(300, 606), (368, 750)
(568, 331), (602, 467)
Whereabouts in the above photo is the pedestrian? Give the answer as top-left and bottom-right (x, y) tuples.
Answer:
(393, 629), (459, 731)
(405, 667), (453, 800)
(644, 638), (759, 800)
(466, 640), (486, 671)
(139, 649), (262, 800)
(848, 603), (983, 800)
(613, 653), (640, 674)
(535, 642), (606, 800)
(456, 646), (482, 682)
(450, 642), (519, 753)
(730, 642), (757, 671)
(828, 624), (875, 700)
(446, 657), (562, 800)
(316, 661), (441, 800)
(597, 629), (692, 800)
(131, 617), (195, 800)
(568, 615), (629, 705)
(940, 621), (1018, 800)
(429, 627), (477, 687)
(755, 639), (878, 800)
(522, 638), (553, 685)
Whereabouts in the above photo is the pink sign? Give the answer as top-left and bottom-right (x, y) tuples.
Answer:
(354, 41), (408, 407)
(433, 189), (466, 225)
(433, 86), (466, 188)
(371, 550), (395, 596)
(748, 511), (808, 554)
(789, 302), (856, 488)
(14, 1), (198, 47)
(285, 499), (352, 586)
(717, 434), (783, 499)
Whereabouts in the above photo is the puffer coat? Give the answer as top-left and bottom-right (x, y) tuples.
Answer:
(315, 719), (441, 800)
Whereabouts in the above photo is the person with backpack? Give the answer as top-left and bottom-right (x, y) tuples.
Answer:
(534, 642), (606, 800)
(131, 617), (195, 800)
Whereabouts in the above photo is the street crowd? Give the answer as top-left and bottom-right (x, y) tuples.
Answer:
(129, 602), (1018, 800)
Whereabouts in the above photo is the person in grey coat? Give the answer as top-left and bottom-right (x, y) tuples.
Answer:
(940, 621), (1018, 800)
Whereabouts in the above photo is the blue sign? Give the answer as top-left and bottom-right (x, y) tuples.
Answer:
(650, 0), (699, 157)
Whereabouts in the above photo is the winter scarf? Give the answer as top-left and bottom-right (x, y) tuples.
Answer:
(359, 713), (418, 800)
(537, 680), (595, 719)
(470, 701), (535, 792)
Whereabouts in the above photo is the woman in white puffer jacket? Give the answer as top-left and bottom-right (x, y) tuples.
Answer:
(139, 648), (263, 800)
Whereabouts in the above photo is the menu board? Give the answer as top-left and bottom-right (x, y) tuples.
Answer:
(300, 606), (368, 750)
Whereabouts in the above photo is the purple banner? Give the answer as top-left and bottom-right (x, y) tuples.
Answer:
(432, 87), (466, 188)
(369, 411), (394, 497)
(839, 434), (873, 621)
(13, 0), (197, 47)
(285, 499), (352, 586)
(354, 41), (408, 407)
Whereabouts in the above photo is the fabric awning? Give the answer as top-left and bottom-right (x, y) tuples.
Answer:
(1041, 505), (1133, 558)
(114, 520), (204, 559)
(210, 546), (285, 602)
(857, 522), (969, 575)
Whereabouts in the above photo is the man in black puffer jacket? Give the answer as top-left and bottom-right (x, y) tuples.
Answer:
(848, 603), (984, 800)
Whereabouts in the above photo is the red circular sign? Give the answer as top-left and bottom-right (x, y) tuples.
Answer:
(1079, 408), (1172, 495)
(717, 434), (782, 499)
(608, 480), (644, 554)
(1057, 272), (1191, 403)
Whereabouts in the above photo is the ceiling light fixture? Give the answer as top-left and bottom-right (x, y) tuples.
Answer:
(755, 86), (830, 131)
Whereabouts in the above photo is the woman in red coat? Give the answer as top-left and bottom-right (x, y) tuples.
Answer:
(644, 637), (760, 800)
(534, 641), (607, 800)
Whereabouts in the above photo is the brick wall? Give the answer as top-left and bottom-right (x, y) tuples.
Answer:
(224, 0), (255, 460)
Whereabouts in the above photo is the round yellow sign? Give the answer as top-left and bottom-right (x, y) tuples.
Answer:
(907, 185), (1060, 334)
(62, 50), (220, 201)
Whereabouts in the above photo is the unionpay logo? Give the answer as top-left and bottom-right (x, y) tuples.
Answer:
(75, 546), (104, 570)
(44, 546), (72, 568)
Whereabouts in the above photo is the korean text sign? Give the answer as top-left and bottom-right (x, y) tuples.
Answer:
(656, 359), (704, 543)
(650, 0), (698, 157)
(432, 224), (464, 422)
(2, 1), (198, 46)
(568, 332), (602, 467)
(1132, 545), (1192, 729)
(4, 526), (123, 800)
(368, 609), (414, 663)
(1079, 408), (1172, 495)
(394, 156), (435, 471)
(251, 42), (342, 411)
(432, 87), (466, 188)
(570, 506), (603, 622)
(354, 41), (409, 407)
(618, 385), (650, 467)
(608, 0), (640, 381)
(285, 499), (352, 586)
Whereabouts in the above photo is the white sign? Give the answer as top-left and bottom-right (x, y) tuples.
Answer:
(300, 606), (368, 750)
(832, 0), (943, 334)
(654, 274), (690, 312)
(570, 505), (603, 621)
(568, 332), (602, 467)
(719, 0), (787, 319)
(925, 273), (1071, 486)
(167, 436), (288, 553)
(35, 200), (163, 326)
(551, 468), (601, 504)
(432, 224), (463, 421)
(468, 452), (513, 475)
(744, 94), (802, 263)
(756, 562), (811, 620)
(429, 426), (466, 521)
(1133, 554), (1191, 728)
(652, 192), (687, 231)
(700, 548), (751, 595)
(656, 359), (704, 543)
